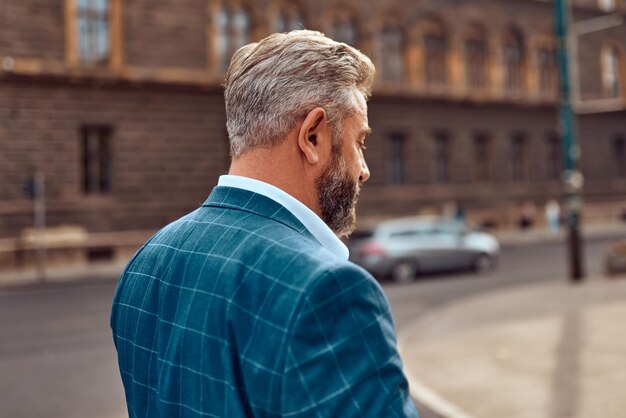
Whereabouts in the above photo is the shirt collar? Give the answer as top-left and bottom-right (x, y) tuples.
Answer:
(217, 175), (349, 260)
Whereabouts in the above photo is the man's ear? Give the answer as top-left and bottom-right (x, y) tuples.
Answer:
(298, 107), (329, 166)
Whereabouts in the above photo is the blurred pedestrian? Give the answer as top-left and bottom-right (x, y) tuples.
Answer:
(454, 204), (466, 224)
(110, 30), (418, 418)
(545, 199), (561, 234)
(442, 200), (458, 219)
(518, 200), (537, 230)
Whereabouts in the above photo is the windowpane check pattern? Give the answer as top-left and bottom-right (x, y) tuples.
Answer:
(111, 187), (418, 418)
(76, 0), (110, 64)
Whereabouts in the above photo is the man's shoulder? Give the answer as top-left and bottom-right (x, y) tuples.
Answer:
(125, 204), (320, 272)
(183, 206), (314, 248)
(123, 198), (375, 295)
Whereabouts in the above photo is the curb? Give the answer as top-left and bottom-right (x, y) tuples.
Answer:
(398, 337), (476, 418)
(395, 277), (626, 418)
(0, 262), (125, 289)
(495, 226), (626, 249)
(395, 279), (571, 418)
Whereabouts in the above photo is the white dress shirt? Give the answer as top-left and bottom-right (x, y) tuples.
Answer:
(217, 175), (349, 260)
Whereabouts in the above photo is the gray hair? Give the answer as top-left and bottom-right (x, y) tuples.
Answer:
(224, 30), (375, 157)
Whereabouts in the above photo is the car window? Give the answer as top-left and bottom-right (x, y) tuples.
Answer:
(389, 229), (421, 238)
(350, 230), (374, 240)
(437, 221), (465, 235)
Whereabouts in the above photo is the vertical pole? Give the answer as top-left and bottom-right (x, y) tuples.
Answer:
(555, 0), (584, 281)
(34, 171), (47, 283)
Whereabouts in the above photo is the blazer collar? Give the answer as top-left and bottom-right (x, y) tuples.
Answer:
(202, 186), (320, 244)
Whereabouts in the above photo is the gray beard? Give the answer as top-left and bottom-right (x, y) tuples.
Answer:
(316, 152), (361, 238)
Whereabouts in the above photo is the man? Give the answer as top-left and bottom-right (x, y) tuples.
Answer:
(111, 30), (419, 417)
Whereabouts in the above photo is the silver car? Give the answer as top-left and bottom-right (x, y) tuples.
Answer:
(347, 216), (500, 283)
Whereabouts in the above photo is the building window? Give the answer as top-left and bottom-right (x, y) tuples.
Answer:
(434, 132), (450, 183)
(546, 133), (561, 180)
(473, 133), (491, 181)
(511, 133), (529, 181)
(215, 8), (231, 72)
(424, 32), (447, 86)
(538, 46), (558, 95)
(82, 126), (112, 194)
(234, 9), (250, 50)
(379, 26), (404, 83)
(503, 29), (525, 92)
(332, 17), (357, 46)
(465, 35), (487, 89)
(602, 45), (622, 98)
(389, 133), (406, 184)
(76, 0), (110, 64)
(215, 6), (251, 72)
(273, 5), (304, 33)
(614, 136), (625, 178)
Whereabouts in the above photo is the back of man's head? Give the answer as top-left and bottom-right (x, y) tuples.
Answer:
(224, 30), (375, 158)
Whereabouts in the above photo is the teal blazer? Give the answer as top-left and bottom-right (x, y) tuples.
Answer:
(111, 186), (418, 417)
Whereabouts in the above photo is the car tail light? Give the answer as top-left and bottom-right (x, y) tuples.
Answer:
(360, 240), (386, 257)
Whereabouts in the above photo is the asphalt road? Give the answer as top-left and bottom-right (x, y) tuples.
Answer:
(0, 236), (614, 418)
(0, 281), (125, 418)
(383, 237), (609, 330)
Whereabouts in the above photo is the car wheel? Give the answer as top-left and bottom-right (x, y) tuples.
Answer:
(391, 261), (417, 284)
(474, 253), (496, 274)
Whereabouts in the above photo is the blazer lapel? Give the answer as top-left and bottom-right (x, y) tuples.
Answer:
(201, 186), (320, 244)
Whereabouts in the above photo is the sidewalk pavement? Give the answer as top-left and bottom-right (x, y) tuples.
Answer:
(0, 260), (127, 288)
(493, 221), (626, 247)
(399, 276), (626, 418)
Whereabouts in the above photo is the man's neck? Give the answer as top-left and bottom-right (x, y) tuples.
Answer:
(228, 147), (322, 219)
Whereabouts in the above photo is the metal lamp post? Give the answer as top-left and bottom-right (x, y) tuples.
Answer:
(555, 0), (584, 282)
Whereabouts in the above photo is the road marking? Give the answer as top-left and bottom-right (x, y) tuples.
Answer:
(398, 338), (477, 418)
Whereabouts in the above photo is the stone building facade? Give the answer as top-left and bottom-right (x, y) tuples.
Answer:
(1, 0), (625, 250)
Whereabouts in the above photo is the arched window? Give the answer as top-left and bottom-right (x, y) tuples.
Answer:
(214, 5), (251, 72)
(423, 21), (447, 86)
(537, 45), (558, 94)
(272, 4), (304, 33)
(215, 7), (231, 72)
(503, 28), (526, 92)
(332, 16), (358, 46)
(233, 9), (250, 48)
(424, 34), (447, 85)
(77, 0), (110, 64)
(464, 25), (488, 89)
(602, 45), (622, 98)
(379, 25), (404, 83)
